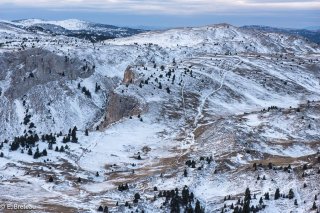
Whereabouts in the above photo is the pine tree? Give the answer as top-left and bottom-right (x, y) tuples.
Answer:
(243, 188), (251, 213)
(245, 188), (251, 201)
(28, 148), (33, 155)
(0, 152), (3, 157)
(96, 171), (99, 177)
(275, 188), (280, 200)
(133, 193), (140, 203)
(42, 149), (47, 156)
(95, 83), (101, 92)
(184, 169), (188, 177)
(85, 129), (89, 136)
(294, 199), (298, 205)
(312, 201), (317, 209)
(288, 189), (294, 199)
(33, 147), (40, 159)
(195, 200), (202, 213)
(49, 176), (53, 182)
(71, 126), (78, 142)
(264, 192), (270, 200)
(97, 205), (103, 212)
(259, 197), (263, 205)
(103, 206), (108, 213)
(181, 186), (190, 205)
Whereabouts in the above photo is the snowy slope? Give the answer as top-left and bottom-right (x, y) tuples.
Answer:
(0, 19), (145, 42)
(15, 19), (89, 30)
(0, 22), (319, 212)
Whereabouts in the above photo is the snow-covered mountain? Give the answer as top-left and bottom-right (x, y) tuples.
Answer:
(0, 22), (319, 212)
(0, 19), (145, 42)
(242, 25), (320, 44)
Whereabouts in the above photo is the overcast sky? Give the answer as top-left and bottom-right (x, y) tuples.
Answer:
(0, 0), (319, 29)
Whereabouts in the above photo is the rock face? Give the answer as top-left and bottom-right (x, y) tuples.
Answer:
(98, 92), (141, 129)
(122, 66), (135, 84)
(1, 48), (94, 100)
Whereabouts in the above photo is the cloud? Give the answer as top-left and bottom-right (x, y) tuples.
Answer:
(0, 0), (319, 14)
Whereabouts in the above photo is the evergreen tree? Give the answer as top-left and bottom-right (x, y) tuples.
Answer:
(48, 143), (53, 150)
(288, 189), (294, 199)
(28, 148), (33, 155)
(33, 147), (40, 159)
(312, 201), (317, 210)
(49, 176), (53, 182)
(0, 152), (3, 157)
(245, 188), (251, 201)
(95, 83), (101, 92)
(184, 169), (188, 177)
(133, 193), (140, 203)
(275, 188), (280, 200)
(182, 186), (190, 205)
(97, 205), (103, 212)
(85, 129), (89, 136)
(71, 126), (78, 142)
(243, 188), (251, 213)
(259, 197), (263, 205)
(103, 206), (108, 213)
(42, 149), (47, 156)
(264, 192), (270, 200)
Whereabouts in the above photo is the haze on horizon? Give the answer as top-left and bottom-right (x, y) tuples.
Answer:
(0, 0), (319, 29)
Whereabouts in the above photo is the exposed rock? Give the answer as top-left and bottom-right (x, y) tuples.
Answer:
(1, 48), (94, 100)
(122, 66), (136, 84)
(98, 92), (142, 129)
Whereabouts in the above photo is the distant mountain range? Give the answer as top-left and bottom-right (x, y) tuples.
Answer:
(0, 19), (145, 42)
(242, 25), (320, 44)
(1, 19), (319, 45)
